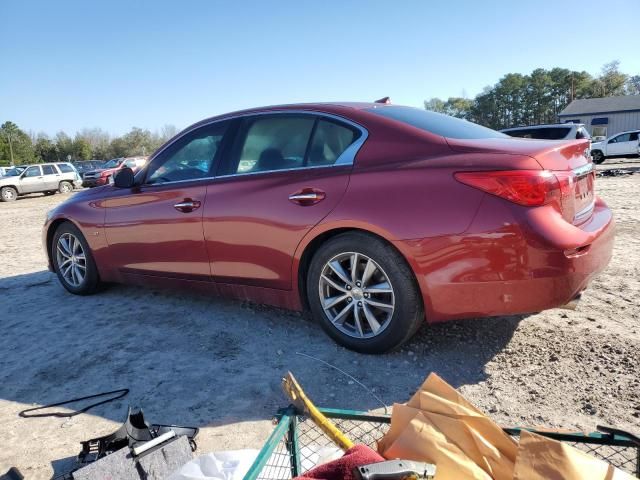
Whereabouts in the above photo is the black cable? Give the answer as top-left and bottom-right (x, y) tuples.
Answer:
(18, 388), (129, 418)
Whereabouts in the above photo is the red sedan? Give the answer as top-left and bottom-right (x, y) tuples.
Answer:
(43, 103), (614, 353)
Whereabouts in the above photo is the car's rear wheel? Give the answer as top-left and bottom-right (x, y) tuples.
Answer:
(59, 181), (73, 194)
(52, 222), (101, 295)
(1, 186), (17, 202)
(592, 150), (605, 164)
(307, 232), (424, 354)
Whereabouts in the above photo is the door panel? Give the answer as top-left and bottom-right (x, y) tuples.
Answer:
(101, 120), (231, 280)
(203, 166), (351, 290)
(19, 166), (44, 193)
(42, 165), (60, 189)
(607, 134), (628, 155)
(103, 183), (210, 278)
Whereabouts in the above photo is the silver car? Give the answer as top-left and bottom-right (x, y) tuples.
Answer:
(500, 123), (591, 141)
(0, 163), (81, 202)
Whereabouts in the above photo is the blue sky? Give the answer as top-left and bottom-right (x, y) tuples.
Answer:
(2, 0), (639, 136)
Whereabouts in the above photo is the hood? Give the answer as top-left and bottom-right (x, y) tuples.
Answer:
(0, 175), (18, 186)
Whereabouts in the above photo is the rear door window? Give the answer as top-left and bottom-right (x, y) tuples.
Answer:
(232, 116), (315, 174)
(308, 120), (359, 167)
(42, 165), (57, 175)
(57, 164), (74, 173)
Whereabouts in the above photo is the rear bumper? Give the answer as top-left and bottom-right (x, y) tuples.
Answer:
(395, 195), (615, 322)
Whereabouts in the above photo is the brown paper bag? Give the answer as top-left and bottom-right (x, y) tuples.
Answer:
(378, 373), (635, 480)
(513, 431), (636, 480)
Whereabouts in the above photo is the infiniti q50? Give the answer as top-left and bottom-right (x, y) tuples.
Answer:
(43, 103), (614, 353)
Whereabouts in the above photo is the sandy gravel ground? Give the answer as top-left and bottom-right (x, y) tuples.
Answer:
(0, 160), (638, 479)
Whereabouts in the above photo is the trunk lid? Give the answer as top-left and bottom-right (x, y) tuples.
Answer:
(447, 137), (595, 225)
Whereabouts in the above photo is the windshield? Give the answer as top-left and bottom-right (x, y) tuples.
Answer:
(102, 158), (122, 169)
(5, 167), (24, 176)
(366, 105), (508, 139)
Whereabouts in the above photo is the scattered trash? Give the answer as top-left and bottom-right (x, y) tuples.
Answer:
(77, 406), (198, 465)
(168, 449), (260, 480)
(73, 435), (193, 480)
(18, 388), (129, 418)
(597, 168), (637, 177)
(0, 467), (24, 480)
(246, 372), (640, 479)
(49, 406), (199, 479)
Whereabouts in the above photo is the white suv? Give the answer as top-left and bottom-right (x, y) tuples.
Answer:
(590, 130), (640, 164)
(0, 162), (81, 202)
(501, 123), (591, 141)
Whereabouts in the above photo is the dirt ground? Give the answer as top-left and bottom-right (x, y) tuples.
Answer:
(1, 160), (638, 479)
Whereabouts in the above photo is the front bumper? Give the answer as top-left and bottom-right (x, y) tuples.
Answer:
(82, 177), (107, 188)
(395, 195), (615, 322)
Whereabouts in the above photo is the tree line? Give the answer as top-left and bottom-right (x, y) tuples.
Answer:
(425, 61), (639, 130)
(2, 61), (639, 166)
(0, 122), (179, 167)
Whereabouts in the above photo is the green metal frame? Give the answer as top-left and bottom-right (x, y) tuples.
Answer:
(245, 406), (640, 479)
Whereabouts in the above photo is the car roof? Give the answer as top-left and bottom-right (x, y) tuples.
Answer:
(501, 123), (583, 131)
(610, 129), (640, 135)
(194, 102), (383, 124)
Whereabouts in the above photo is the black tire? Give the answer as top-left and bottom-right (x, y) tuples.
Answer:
(306, 232), (424, 354)
(59, 181), (73, 194)
(43, 191), (56, 196)
(1, 186), (17, 202)
(592, 150), (605, 164)
(52, 222), (101, 295)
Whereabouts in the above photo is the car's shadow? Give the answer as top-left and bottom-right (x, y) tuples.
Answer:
(0, 271), (523, 477)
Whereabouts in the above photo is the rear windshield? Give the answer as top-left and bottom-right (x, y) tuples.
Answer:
(56, 163), (75, 173)
(504, 127), (571, 140)
(366, 105), (507, 139)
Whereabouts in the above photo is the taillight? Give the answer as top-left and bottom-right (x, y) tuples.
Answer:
(454, 170), (559, 207)
(454, 169), (590, 223)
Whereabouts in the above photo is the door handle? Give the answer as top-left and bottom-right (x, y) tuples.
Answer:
(173, 199), (201, 213)
(288, 188), (326, 206)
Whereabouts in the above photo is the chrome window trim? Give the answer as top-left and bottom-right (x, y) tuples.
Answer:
(136, 110), (369, 188)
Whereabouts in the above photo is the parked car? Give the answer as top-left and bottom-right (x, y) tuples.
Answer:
(1, 165), (28, 177)
(0, 166), (16, 177)
(81, 157), (147, 187)
(73, 160), (105, 179)
(501, 123), (591, 141)
(0, 162), (81, 201)
(590, 130), (640, 164)
(43, 103), (614, 353)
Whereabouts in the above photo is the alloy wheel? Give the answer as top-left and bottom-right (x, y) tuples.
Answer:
(3, 190), (15, 200)
(60, 183), (72, 193)
(56, 233), (87, 287)
(318, 252), (395, 339)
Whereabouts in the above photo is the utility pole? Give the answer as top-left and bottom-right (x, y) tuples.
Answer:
(7, 131), (14, 166)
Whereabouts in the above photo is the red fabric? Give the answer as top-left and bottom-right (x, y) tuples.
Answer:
(294, 444), (384, 480)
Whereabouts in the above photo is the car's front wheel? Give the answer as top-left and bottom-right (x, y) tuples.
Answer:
(307, 232), (424, 354)
(1, 186), (17, 202)
(52, 222), (101, 295)
(592, 150), (605, 164)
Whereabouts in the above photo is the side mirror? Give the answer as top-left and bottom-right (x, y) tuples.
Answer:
(114, 167), (135, 188)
